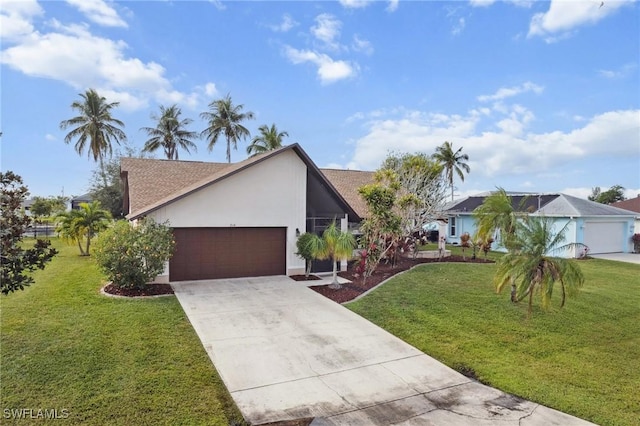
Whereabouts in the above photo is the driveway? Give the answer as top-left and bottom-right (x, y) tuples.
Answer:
(172, 277), (595, 425)
(590, 253), (640, 264)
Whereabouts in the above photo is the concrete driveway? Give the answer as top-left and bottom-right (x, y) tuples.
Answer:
(172, 277), (595, 425)
(590, 253), (640, 264)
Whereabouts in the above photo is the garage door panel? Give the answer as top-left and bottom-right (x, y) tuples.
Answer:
(170, 227), (286, 281)
(583, 222), (624, 254)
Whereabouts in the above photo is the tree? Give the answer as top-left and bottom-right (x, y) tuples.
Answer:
(432, 141), (470, 201)
(305, 222), (355, 289)
(295, 232), (317, 278)
(246, 123), (288, 157)
(88, 157), (123, 219)
(60, 89), (127, 185)
(56, 201), (111, 256)
(494, 216), (585, 315)
(200, 94), (255, 162)
(473, 188), (526, 301)
(1, 171), (57, 295)
(141, 104), (198, 160)
(588, 185), (626, 204)
(30, 196), (67, 238)
(94, 218), (175, 290)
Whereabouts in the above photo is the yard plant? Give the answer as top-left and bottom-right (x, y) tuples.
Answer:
(0, 239), (243, 425)
(347, 258), (640, 426)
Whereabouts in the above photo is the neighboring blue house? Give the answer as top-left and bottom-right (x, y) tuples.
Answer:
(443, 192), (637, 258)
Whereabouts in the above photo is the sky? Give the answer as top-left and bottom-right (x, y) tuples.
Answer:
(1, 0), (639, 202)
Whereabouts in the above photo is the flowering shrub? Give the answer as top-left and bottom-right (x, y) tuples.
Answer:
(632, 233), (640, 253)
(93, 218), (175, 290)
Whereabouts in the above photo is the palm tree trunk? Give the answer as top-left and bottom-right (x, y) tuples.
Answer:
(99, 156), (108, 188)
(329, 257), (341, 289)
(77, 238), (86, 256)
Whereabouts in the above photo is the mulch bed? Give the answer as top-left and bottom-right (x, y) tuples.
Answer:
(103, 283), (174, 297)
(311, 255), (493, 304)
(289, 274), (322, 281)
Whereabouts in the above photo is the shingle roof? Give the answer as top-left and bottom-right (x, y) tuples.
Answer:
(122, 144), (371, 221)
(446, 194), (560, 214)
(320, 169), (375, 218)
(610, 196), (640, 214)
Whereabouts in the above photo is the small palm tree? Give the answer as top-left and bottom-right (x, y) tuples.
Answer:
(494, 216), (585, 315)
(60, 89), (127, 184)
(305, 222), (355, 289)
(56, 201), (111, 256)
(432, 141), (470, 201)
(200, 94), (255, 162)
(141, 105), (198, 160)
(246, 124), (288, 157)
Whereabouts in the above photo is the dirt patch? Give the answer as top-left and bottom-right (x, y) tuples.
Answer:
(289, 274), (322, 281)
(311, 255), (493, 304)
(103, 283), (174, 297)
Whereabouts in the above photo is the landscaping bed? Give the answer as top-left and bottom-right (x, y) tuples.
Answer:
(311, 255), (493, 303)
(103, 282), (174, 297)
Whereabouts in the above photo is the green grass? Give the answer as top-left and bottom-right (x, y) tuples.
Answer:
(1, 239), (244, 425)
(347, 257), (640, 426)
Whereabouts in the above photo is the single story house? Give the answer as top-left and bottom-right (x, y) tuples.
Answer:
(611, 196), (640, 235)
(120, 144), (374, 282)
(443, 192), (637, 257)
(71, 193), (93, 210)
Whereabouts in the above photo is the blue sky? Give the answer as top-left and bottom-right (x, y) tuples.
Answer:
(2, 0), (639, 201)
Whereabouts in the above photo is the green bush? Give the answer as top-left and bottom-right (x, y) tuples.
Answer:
(94, 218), (175, 289)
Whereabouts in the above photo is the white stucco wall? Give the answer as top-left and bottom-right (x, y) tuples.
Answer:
(148, 150), (308, 278)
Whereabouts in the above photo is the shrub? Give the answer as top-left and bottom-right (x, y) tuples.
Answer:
(295, 232), (316, 278)
(94, 218), (175, 290)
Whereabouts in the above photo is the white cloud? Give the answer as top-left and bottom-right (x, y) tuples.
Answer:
(208, 0), (226, 11)
(352, 34), (373, 55)
(311, 13), (342, 51)
(598, 63), (638, 79)
(1, 18), (214, 111)
(65, 0), (127, 28)
(283, 46), (358, 84)
(386, 0), (399, 12)
(452, 17), (466, 36)
(45, 133), (56, 141)
(346, 106), (640, 177)
(339, 0), (373, 9)
(477, 81), (543, 102)
(0, 0), (43, 42)
(270, 13), (298, 33)
(469, 0), (495, 7)
(528, 0), (632, 41)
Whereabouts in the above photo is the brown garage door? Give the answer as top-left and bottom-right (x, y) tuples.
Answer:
(170, 227), (286, 281)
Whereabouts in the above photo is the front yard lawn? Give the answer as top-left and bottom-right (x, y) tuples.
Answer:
(0, 239), (244, 425)
(347, 258), (640, 426)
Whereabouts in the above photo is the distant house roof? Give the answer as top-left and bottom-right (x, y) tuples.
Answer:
(121, 144), (368, 221)
(610, 196), (640, 214)
(445, 191), (637, 217)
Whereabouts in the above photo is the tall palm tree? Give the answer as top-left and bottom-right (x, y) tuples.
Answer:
(56, 201), (111, 256)
(494, 216), (584, 315)
(60, 89), (127, 184)
(141, 105), (198, 160)
(246, 123), (288, 157)
(200, 94), (255, 163)
(305, 221), (355, 289)
(473, 188), (524, 301)
(432, 141), (470, 201)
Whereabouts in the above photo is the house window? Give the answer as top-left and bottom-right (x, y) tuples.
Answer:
(449, 217), (457, 237)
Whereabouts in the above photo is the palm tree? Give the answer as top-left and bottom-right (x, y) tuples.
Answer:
(141, 105), (198, 160)
(200, 94), (255, 162)
(246, 124), (288, 157)
(60, 89), (127, 184)
(432, 141), (470, 201)
(56, 201), (111, 256)
(494, 216), (584, 315)
(305, 222), (355, 289)
(473, 188), (525, 301)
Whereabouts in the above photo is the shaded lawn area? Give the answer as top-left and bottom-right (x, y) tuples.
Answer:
(1, 239), (244, 425)
(347, 258), (640, 426)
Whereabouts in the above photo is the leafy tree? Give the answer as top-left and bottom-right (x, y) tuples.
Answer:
(60, 89), (127, 185)
(295, 232), (317, 278)
(246, 123), (288, 157)
(588, 185), (626, 204)
(88, 157), (123, 219)
(56, 201), (111, 256)
(30, 196), (68, 238)
(200, 94), (255, 163)
(94, 218), (175, 290)
(432, 141), (470, 201)
(141, 104), (198, 160)
(305, 222), (355, 289)
(1, 171), (57, 295)
(494, 216), (584, 315)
